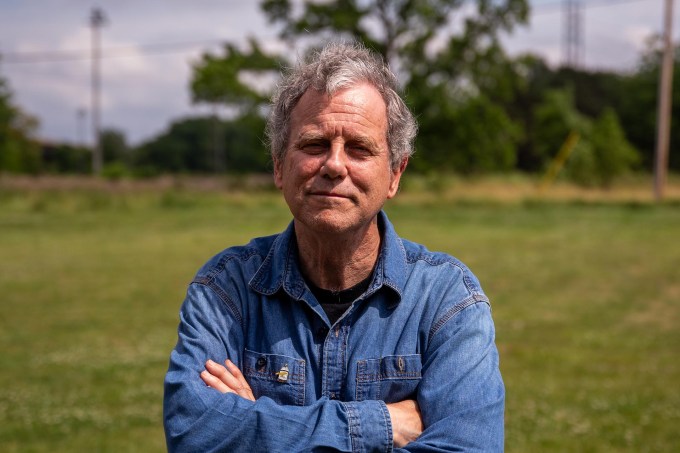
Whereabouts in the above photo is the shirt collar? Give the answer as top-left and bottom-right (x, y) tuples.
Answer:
(249, 211), (407, 305)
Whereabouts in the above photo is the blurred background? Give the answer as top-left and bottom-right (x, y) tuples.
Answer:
(1, 1), (679, 452)
(1, 0), (678, 187)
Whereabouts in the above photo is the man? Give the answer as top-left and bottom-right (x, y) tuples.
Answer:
(164, 42), (504, 452)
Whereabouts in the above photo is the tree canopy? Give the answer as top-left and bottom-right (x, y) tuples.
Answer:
(0, 75), (41, 174)
(3, 2), (674, 185)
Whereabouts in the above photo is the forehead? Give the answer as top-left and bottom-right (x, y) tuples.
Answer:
(290, 83), (388, 137)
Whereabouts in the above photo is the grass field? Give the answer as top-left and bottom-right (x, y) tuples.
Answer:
(0, 176), (679, 452)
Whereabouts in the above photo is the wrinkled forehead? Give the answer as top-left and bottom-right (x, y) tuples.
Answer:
(289, 84), (388, 138)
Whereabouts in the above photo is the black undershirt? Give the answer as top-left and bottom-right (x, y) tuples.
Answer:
(307, 274), (373, 325)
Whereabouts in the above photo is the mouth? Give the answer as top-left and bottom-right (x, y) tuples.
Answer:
(309, 191), (352, 201)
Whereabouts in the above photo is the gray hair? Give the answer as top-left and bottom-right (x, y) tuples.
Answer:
(265, 42), (417, 170)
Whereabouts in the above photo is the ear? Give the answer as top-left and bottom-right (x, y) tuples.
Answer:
(387, 158), (408, 199)
(273, 158), (284, 190)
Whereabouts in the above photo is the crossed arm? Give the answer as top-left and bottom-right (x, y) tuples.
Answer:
(200, 359), (424, 448)
(165, 284), (504, 451)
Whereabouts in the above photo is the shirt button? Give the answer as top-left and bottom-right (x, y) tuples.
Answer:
(256, 356), (267, 370)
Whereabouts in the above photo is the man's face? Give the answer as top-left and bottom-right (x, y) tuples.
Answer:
(274, 83), (406, 235)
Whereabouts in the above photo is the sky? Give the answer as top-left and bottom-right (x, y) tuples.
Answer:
(0, 0), (676, 146)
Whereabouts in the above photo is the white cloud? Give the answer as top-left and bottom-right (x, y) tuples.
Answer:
(0, 0), (673, 145)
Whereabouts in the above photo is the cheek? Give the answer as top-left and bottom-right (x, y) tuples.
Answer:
(280, 159), (317, 194)
(289, 157), (322, 180)
(355, 165), (393, 192)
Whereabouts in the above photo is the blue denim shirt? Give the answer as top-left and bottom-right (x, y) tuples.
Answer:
(164, 211), (505, 452)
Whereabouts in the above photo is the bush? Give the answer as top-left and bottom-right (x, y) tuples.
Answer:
(566, 108), (640, 187)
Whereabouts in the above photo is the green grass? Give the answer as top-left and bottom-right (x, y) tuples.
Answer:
(0, 187), (678, 452)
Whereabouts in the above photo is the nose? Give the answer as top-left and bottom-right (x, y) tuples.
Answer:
(320, 141), (348, 179)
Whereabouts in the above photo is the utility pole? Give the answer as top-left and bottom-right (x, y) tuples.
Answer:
(563, 0), (584, 68)
(654, 0), (675, 201)
(90, 8), (106, 175)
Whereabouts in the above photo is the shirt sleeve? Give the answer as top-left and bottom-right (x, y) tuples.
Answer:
(397, 299), (505, 452)
(163, 282), (393, 453)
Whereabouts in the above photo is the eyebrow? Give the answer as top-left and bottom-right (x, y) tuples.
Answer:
(295, 131), (381, 151)
(295, 132), (327, 143)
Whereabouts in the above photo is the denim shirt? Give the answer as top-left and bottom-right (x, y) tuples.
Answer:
(164, 211), (505, 452)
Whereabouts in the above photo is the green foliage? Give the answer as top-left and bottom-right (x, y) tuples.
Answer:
(223, 113), (271, 173)
(262, 0), (528, 70)
(0, 76), (41, 174)
(566, 109), (640, 187)
(191, 38), (281, 112)
(101, 162), (131, 181)
(534, 88), (591, 169)
(257, 0), (529, 175)
(616, 40), (680, 171)
(135, 117), (216, 173)
(533, 90), (639, 187)
(133, 114), (269, 174)
(413, 93), (519, 173)
(1, 3), (674, 178)
(42, 144), (91, 174)
(101, 129), (130, 166)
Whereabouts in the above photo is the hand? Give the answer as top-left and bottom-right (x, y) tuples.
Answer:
(200, 359), (255, 401)
(386, 399), (423, 448)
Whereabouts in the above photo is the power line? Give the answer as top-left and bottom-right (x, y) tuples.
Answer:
(1, 39), (227, 64)
(532, 0), (653, 14)
(0, 0), (655, 64)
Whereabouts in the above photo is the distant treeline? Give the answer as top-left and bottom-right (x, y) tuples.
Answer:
(2, 0), (678, 187)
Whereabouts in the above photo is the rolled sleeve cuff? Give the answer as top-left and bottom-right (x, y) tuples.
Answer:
(341, 399), (393, 453)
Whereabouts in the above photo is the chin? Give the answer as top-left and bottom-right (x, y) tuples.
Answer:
(301, 210), (358, 234)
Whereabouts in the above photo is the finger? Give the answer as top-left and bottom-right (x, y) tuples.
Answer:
(200, 369), (233, 394)
(225, 359), (255, 401)
(205, 360), (252, 398)
(205, 360), (240, 387)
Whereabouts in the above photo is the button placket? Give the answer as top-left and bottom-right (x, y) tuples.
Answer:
(322, 323), (348, 401)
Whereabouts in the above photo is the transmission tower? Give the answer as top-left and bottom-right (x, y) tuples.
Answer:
(563, 0), (584, 68)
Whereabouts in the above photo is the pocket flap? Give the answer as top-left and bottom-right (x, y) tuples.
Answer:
(357, 354), (422, 382)
(243, 349), (305, 384)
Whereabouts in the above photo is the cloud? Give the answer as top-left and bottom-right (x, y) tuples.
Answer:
(0, 0), (672, 145)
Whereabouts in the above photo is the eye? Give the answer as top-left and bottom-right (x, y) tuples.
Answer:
(299, 141), (327, 154)
(347, 143), (374, 157)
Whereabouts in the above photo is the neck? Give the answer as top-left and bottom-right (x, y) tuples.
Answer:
(295, 217), (381, 291)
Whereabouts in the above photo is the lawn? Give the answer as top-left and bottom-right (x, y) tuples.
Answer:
(0, 178), (678, 452)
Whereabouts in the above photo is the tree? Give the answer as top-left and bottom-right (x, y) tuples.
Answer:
(191, 38), (281, 114)
(261, 0), (528, 73)
(134, 117), (216, 174)
(566, 108), (640, 187)
(532, 88), (639, 186)
(132, 114), (269, 175)
(533, 87), (591, 171)
(41, 143), (91, 174)
(0, 75), (41, 174)
(101, 128), (129, 165)
(413, 92), (519, 173)
(189, 1), (529, 174)
(617, 40), (680, 171)
(540, 38), (680, 173)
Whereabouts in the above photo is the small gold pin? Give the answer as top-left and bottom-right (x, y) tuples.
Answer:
(276, 364), (289, 382)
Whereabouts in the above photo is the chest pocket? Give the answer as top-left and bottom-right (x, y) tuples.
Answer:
(243, 349), (306, 406)
(355, 354), (422, 402)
